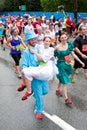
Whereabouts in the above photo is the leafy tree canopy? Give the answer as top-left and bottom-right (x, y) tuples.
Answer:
(0, 0), (87, 12)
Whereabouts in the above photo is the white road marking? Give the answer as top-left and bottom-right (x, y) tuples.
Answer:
(43, 111), (77, 130)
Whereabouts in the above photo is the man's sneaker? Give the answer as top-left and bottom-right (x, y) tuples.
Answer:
(17, 83), (26, 92)
(56, 89), (62, 96)
(21, 91), (33, 101)
(65, 98), (73, 104)
(35, 113), (43, 120)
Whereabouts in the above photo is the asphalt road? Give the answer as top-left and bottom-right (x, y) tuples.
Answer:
(0, 47), (87, 130)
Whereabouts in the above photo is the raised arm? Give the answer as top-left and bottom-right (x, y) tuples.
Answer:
(18, 36), (27, 49)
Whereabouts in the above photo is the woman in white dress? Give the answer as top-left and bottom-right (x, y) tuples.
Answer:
(22, 35), (58, 100)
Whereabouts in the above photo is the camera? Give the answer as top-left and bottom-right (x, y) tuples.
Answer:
(58, 5), (64, 10)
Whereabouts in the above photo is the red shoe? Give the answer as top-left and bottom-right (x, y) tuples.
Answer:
(56, 90), (62, 96)
(21, 91), (33, 101)
(17, 83), (26, 92)
(65, 98), (73, 104)
(35, 113), (43, 120)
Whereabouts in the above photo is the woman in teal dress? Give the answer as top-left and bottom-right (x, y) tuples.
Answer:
(54, 33), (84, 104)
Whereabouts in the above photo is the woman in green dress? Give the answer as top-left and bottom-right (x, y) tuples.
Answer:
(54, 33), (84, 104)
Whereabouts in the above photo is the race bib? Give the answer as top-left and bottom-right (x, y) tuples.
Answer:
(65, 55), (71, 62)
(82, 44), (87, 52)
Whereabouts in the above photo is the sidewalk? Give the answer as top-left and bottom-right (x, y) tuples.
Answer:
(0, 46), (13, 64)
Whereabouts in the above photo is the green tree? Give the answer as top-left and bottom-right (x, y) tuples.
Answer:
(4, 0), (20, 11)
(18, 0), (25, 5)
(3, 0), (42, 11)
(41, 0), (58, 11)
(78, 0), (87, 12)
(58, 0), (74, 12)
(0, 0), (5, 11)
(27, 0), (43, 11)
(40, 0), (87, 12)
(40, 0), (74, 12)
(1, 0), (87, 12)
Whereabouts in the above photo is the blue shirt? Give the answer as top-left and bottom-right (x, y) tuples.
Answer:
(22, 47), (38, 69)
(11, 37), (21, 54)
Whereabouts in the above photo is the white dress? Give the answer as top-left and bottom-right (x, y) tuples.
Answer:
(23, 45), (58, 81)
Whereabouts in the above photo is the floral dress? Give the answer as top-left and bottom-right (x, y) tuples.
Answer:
(54, 42), (74, 84)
